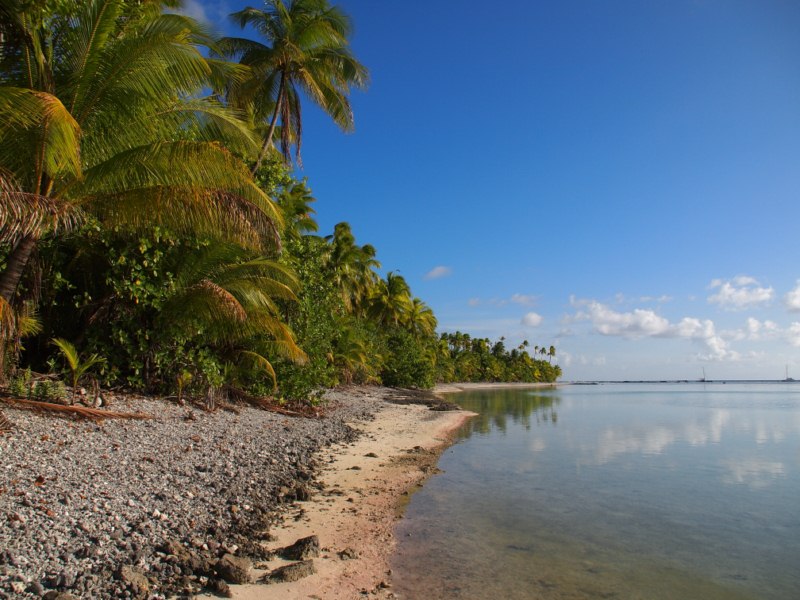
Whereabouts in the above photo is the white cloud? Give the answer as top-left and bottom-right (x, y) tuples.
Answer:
(570, 298), (671, 338)
(511, 293), (537, 306)
(784, 281), (800, 312)
(743, 318), (779, 340)
(787, 323), (800, 347)
(521, 312), (543, 327)
(467, 298), (481, 307)
(569, 297), (737, 361)
(708, 276), (773, 310)
(424, 266), (452, 280)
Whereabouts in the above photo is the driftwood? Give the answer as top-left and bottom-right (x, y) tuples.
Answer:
(0, 396), (152, 422)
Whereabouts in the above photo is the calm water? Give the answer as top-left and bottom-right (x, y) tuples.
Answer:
(391, 384), (800, 599)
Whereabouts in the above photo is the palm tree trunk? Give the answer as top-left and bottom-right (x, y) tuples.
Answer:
(0, 235), (36, 303)
(251, 72), (286, 176)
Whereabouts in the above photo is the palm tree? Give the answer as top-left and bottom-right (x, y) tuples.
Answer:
(326, 222), (380, 313)
(155, 242), (306, 392)
(277, 179), (318, 243)
(220, 0), (369, 171)
(404, 297), (437, 338)
(368, 271), (411, 327)
(331, 320), (373, 384)
(0, 1), (280, 370)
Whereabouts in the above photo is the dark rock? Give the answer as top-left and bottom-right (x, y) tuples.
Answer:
(279, 535), (320, 561)
(26, 580), (44, 595)
(208, 577), (233, 598)
(160, 538), (191, 561)
(215, 553), (252, 584)
(294, 484), (312, 501)
(266, 560), (315, 583)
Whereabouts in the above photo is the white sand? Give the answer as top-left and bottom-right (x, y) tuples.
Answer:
(200, 397), (475, 600)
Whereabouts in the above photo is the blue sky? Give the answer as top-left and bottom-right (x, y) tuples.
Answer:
(188, 0), (800, 381)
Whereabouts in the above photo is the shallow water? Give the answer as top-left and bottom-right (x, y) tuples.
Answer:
(391, 384), (800, 599)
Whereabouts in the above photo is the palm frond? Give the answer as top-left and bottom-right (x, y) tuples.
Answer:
(0, 173), (82, 244)
(237, 350), (277, 389)
(0, 87), (82, 180)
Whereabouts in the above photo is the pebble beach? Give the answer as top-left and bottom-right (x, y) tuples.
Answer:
(0, 387), (470, 599)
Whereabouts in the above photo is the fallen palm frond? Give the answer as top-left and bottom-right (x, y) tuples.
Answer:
(0, 396), (152, 421)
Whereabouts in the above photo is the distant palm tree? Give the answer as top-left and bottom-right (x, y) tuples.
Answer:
(220, 0), (369, 171)
(277, 179), (319, 243)
(326, 222), (380, 313)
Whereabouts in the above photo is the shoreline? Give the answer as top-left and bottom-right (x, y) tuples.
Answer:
(0, 386), (475, 598)
(434, 381), (561, 394)
(208, 389), (476, 599)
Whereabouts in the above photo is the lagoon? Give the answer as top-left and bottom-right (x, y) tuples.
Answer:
(391, 384), (800, 599)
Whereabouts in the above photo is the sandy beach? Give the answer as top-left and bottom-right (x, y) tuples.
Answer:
(0, 386), (472, 598)
(434, 381), (561, 393)
(202, 391), (475, 600)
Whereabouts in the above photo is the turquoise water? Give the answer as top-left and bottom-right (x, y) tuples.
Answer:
(391, 384), (800, 599)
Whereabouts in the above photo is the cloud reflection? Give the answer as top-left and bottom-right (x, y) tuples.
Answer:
(582, 408), (796, 490)
(722, 459), (785, 489)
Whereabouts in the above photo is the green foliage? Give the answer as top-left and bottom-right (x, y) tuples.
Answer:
(33, 378), (67, 403)
(437, 332), (561, 384)
(8, 368), (66, 402)
(2, 0), (561, 408)
(380, 328), (436, 389)
(8, 368), (32, 398)
(51, 337), (106, 403)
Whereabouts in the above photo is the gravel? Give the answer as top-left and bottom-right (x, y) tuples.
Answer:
(0, 387), (382, 599)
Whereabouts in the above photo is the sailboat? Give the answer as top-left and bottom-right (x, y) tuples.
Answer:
(785, 365), (794, 382)
(699, 367), (706, 383)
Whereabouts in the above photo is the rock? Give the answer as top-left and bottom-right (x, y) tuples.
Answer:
(208, 577), (233, 598)
(294, 484), (312, 501)
(266, 560), (316, 583)
(42, 593), (80, 600)
(215, 553), (252, 584)
(338, 547), (359, 560)
(160, 539), (191, 561)
(279, 535), (320, 561)
(119, 565), (150, 596)
(26, 580), (44, 595)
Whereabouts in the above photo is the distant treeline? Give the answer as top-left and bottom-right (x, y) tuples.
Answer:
(437, 333), (561, 384)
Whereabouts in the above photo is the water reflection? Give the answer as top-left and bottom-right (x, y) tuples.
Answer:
(394, 385), (800, 600)
(722, 459), (786, 489)
(455, 389), (560, 437)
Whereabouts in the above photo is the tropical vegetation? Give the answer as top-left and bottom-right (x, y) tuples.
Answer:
(0, 0), (560, 409)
